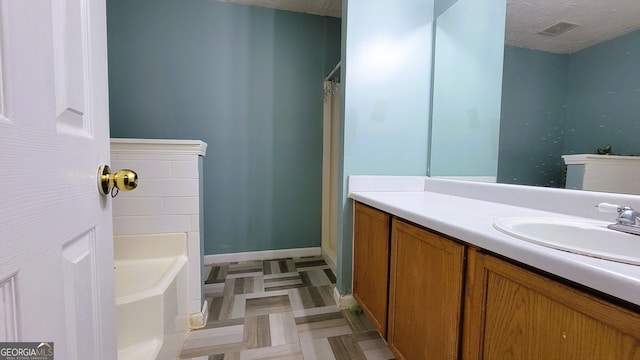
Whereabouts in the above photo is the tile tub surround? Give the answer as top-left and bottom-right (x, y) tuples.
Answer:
(348, 176), (640, 306)
(180, 257), (395, 360)
(111, 138), (207, 319)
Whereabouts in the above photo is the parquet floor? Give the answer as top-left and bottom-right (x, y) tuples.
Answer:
(179, 257), (395, 360)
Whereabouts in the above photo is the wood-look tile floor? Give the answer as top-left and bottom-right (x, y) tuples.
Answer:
(179, 257), (395, 360)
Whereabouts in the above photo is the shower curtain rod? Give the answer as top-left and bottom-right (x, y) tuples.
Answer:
(324, 61), (341, 81)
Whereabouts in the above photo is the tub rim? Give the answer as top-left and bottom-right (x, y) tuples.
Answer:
(115, 255), (187, 306)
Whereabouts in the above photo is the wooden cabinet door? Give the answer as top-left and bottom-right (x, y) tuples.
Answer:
(463, 251), (640, 360)
(353, 202), (391, 337)
(388, 219), (466, 360)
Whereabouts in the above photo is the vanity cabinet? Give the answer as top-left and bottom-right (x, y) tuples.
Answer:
(353, 202), (391, 337)
(463, 250), (640, 360)
(352, 200), (640, 360)
(388, 218), (466, 360)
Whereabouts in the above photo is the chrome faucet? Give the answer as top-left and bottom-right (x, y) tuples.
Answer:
(596, 203), (640, 236)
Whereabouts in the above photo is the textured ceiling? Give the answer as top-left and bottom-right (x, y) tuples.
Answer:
(219, 0), (640, 54)
(506, 0), (640, 53)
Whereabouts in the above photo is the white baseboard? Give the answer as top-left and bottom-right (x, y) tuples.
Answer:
(204, 247), (321, 265)
(333, 286), (355, 309)
(188, 299), (208, 330)
(321, 246), (337, 275)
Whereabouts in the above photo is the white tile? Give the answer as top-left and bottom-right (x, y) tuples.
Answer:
(171, 160), (199, 179)
(110, 139), (205, 152)
(112, 197), (163, 216)
(162, 197), (199, 215)
(112, 215), (191, 235)
(187, 232), (201, 261)
(109, 159), (172, 179)
(190, 214), (200, 231)
(187, 232), (202, 308)
(117, 179), (199, 197)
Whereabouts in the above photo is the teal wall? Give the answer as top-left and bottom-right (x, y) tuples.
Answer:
(429, 0), (506, 177)
(107, 0), (341, 254)
(498, 29), (640, 187)
(565, 29), (640, 156)
(497, 46), (569, 187)
(336, 0), (434, 294)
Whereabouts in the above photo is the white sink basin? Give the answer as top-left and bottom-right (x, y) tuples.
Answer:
(493, 217), (640, 265)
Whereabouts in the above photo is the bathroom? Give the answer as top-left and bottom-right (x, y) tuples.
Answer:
(2, 0), (640, 358)
(109, 1), (637, 300)
(107, 0), (640, 357)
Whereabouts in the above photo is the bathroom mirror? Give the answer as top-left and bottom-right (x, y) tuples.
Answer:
(429, 0), (640, 194)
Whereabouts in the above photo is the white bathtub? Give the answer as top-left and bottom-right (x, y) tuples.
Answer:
(114, 233), (189, 360)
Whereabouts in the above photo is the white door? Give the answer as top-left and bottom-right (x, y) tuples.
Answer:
(0, 0), (116, 359)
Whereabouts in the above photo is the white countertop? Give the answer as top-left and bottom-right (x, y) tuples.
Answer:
(349, 178), (640, 307)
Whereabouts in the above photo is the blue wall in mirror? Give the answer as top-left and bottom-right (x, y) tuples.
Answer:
(498, 29), (640, 187)
(497, 46), (568, 187)
(566, 29), (640, 155)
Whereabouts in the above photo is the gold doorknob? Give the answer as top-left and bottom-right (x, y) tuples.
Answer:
(98, 165), (138, 197)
